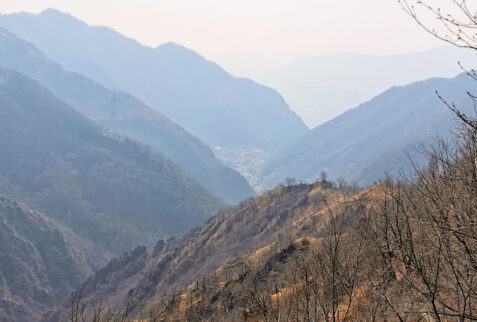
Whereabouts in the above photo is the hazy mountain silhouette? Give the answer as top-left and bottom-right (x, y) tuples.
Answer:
(261, 73), (476, 188)
(0, 27), (254, 203)
(0, 68), (225, 254)
(0, 9), (308, 151)
(264, 47), (477, 127)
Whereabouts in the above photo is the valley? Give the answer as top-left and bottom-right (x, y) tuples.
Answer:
(0, 2), (476, 321)
(213, 146), (269, 193)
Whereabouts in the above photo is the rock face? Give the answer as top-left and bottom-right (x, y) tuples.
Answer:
(0, 68), (225, 254)
(0, 9), (308, 152)
(0, 27), (254, 204)
(0, 196), (110, 322)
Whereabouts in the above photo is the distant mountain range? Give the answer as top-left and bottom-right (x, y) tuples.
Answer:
(0, 68), (225, 254)
(264, 47), (477, 127)
(0, 27), (254, 203)
(0, 9), (307, 152)
(261, 72), (476, 188)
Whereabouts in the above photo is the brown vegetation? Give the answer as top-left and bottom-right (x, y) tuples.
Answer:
(64, 104), (477, 321)
(149, 106), (477, 321)
(61, 2), (477, 320)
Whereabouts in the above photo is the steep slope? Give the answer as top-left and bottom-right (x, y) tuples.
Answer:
(45, 181), (361, 320)
(0, 27), (254, 204)
(53, 117), (477, 321)
(51, 148), (477, 321)
(261, 73), (477, 188)
(0, 9), (307, 152)
(264, 47), (477, 127)
(0, 68), (224, 254)
(0, 196), (110, 322)
(156, 120), (477, 321)
(155, 237), (333, 321)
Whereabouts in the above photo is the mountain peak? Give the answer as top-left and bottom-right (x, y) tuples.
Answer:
(38, 8), (70, 20)
(40, 8), (61, 14)
(0, 9), (307, 152)
(39, 8), (72, 18)
(156, 41), (186, 50)
(155, 41), (206, 59)
(37, 8), (92, 30)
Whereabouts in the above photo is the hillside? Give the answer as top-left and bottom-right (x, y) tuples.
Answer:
(261, 73), (477, 188)
(0, 9), (308, 153)
(49, 111), (477, 320)
(0, 196), (110, 322)
(0, 27), (254, 204)
(264, 47), (477, 127)
(0, 68), (225, 254)
(45, 180), (362, 320)
(156, 116), (477, 321)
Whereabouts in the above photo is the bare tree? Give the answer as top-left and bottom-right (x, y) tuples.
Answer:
(399, 0), (477, 131)
(399, 0), (477, 50)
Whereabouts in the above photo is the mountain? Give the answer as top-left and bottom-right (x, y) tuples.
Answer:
(0, 27), (254, 204)
(272, 85), (370, 128)
(45, 181), (359, 320)
(261, 73), (476, 188)
(45, 120), (477, 320)
(151, 120), (477, 321)
(264, 47), (477, 127)
(0, 196), (110, 322)
(0, 68), (225, 254)
(0, 9), (308, 154)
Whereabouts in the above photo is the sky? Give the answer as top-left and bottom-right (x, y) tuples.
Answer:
(1, 0), (444, 78)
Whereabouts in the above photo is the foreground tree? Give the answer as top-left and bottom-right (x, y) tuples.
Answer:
(399, 0), (477, 50)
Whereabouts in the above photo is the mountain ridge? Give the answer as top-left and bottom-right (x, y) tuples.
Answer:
(264, 46), (477, 127)
(261, 72), (476, 188)
(0, 68), (225, 254)
(0, 26), (254, 203)
(0, 9), (308, 153)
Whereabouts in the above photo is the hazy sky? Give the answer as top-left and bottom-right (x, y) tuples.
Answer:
(1, 0), (444, 77)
